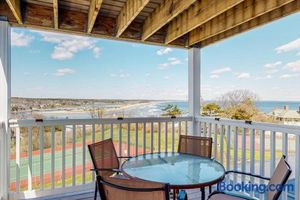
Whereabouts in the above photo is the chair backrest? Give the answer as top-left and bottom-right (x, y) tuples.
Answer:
(98, 176), (170, 200)
(88, 138), (119, 176)
(267, 155), (292, 200)
(178, 135), (212, 158)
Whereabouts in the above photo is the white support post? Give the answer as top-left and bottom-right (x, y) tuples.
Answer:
(0, 19), (11, 200)
(188, 48), (200, 136)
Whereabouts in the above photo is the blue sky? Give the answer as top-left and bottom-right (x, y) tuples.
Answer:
(11, 13), (300, 101)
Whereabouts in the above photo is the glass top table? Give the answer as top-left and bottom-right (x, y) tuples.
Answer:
(122, 152), (225, 189)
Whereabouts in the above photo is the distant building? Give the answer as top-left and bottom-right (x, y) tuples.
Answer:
(269, 105), (300, 125)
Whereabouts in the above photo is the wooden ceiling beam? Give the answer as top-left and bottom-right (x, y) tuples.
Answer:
(87, 0), (103, 33)
(165, 0), (244, 44)
(116, 0), (150, 37)
(1, 0), (300, 48)
(141, 0), (196, 41)
(199, 0), (300, 48)
(53, 0), (58, 29)
(189, 0), (295, 46)
(5, 0), (22, 24)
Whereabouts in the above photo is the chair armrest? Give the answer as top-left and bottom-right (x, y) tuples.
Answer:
(225, 170), (270, 181)
(90, 168), (122, 173)
(118, 156), (132, 159)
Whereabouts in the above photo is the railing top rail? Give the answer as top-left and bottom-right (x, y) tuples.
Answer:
(196, 116), (300, 135)
(9, 116), (193, 127)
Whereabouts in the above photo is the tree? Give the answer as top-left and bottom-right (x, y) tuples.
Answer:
(161, 104), (182, 116)
(202, 103), (222, 116)
(219, 89), (259, 108)
(225, 98), (258, 120)
(218, 90), (259, 120)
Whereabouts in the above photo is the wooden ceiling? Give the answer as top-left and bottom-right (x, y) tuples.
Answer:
(1, 0), (300, 48)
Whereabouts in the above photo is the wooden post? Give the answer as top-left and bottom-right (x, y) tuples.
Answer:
(0, 19), (11, 200)
(188, 48), (200, 136)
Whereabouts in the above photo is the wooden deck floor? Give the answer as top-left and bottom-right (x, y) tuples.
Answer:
(34, 188), (207, 200)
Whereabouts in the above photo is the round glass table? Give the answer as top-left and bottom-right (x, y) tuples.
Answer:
(121, 152), (225, 190)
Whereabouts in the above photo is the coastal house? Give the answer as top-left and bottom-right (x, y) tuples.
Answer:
(269, 106), (300, 125)
(1, 0), (300, 200)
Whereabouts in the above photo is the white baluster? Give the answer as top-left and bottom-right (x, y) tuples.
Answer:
(135, 123), (138, 156)
(233, 127), (238, 183)
(40, 126), (44, 190)
(127, 123), (130, 156)
(143, 122), (146, 154)
(62, 125), (65, 187)
(158, 122), (161, 153)
(270, 131), (276, 175)
(51, 126), (55, 189)
(220, 125), (224, 164)
(165, 122), (168, 152)
(72, 125), (76, 186)
(16, 127), (20, 192)
(28, 127), (32, 191)
(82, 125), (86, 184)
(226, 125), (231, 170)
(151, 122), (154, 153)
(241, 128), (246, 182)
(172, 121), (175, 152)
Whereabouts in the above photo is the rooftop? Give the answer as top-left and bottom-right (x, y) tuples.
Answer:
(270, 107), (300, 119)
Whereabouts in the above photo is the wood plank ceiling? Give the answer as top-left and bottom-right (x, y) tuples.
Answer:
(1, 0), (300, 48)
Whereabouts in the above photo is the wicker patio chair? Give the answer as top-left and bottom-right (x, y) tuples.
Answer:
(88, 138), (131, 200)
(208, 155), (292, 200)
(97, 175), (170, 200)
(178, 135), (213, 199)
(178, 135), (213, 158)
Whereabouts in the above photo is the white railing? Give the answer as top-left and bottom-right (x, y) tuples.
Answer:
(7, 116), (300, 199)
(8, 116), (192, 199)
(196, 116), (300, 200)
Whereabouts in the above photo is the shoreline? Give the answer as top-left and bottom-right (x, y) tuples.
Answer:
(13, 101), (163, 119)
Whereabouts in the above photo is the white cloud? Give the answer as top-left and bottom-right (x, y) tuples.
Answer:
(284, 60), (300, 72)
(210, 74), (220, 79)
(93, 47), (101, 58)
(236, 73), (250, 79)
(264, 61), (282, 68)
(52, 47), (74, 60)
(157, 47), (173, 55)
(164, 75), (171, 80)
(158, 63), (170, 70)
(264, 75), (272, 79)
(255, 75), (272, 80)
(11, 31), (34, 47)
(280, 74), (299, 79)
(158, 57), (182, 70)
(54, 68), (76, 76)
(276, 38), (300, 53)
(34, 30), (100, 60)
(210, 67), (232, 74)
(266, 69), (279, 74)
(168, 57), (182, 65)
(110, 70), (130, 78)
